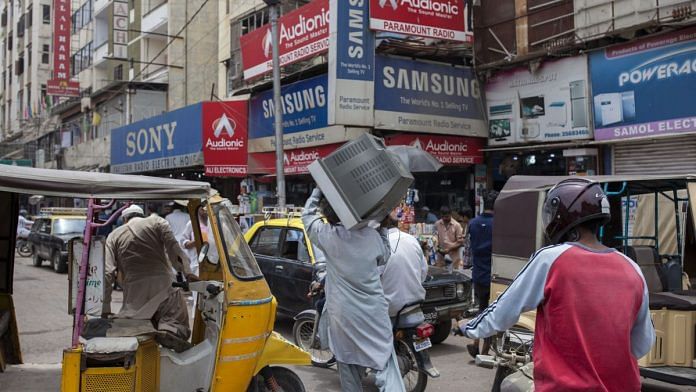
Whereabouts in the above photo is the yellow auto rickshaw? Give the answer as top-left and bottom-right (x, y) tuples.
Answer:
(0, 165), (310, 391)
(484, 174), (696, 389)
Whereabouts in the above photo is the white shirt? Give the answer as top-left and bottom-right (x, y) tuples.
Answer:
(382, 228), (428, 317)
(165, 210), (190, 242)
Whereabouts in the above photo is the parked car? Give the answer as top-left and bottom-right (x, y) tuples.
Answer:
(244, 217), (472, 344)
(28, 208), (87, 273)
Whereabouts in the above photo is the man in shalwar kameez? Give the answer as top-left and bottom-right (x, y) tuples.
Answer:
(302, 188), (405, 392)
(102, 205), (196, 348)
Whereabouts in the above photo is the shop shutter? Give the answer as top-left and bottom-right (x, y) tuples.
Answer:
(613, 138), (696, 175)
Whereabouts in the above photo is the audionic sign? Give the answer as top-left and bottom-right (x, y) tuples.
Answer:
(248, 143), (342, 175)
(385, 133), (484, 165)
(589, 27), (696, 141)
(241, 0), (330, 80)
(369, 0), (471, 43)
(48, 0), (79, 96)
(374, 55), (486, 136)
(202, 101), (248, 177)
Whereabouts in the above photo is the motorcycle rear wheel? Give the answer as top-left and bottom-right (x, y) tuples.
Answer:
(17, 243), (33, 257)
(395, 338), (428, 392)
(292, 317), (336, 368)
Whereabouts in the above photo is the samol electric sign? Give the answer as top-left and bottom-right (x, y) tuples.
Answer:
(369, 0), (471, 43)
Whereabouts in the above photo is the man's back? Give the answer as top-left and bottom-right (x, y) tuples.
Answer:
(468, 212), (493, 284)
(382, 228), (427, 317)
(166, 210), (190, 241)
(534, 245), (646, 391)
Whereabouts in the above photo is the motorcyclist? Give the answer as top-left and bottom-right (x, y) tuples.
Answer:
(16, 209), (33, 239)
(458, 178), (655, 391)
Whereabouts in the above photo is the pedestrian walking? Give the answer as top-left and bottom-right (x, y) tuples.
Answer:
(302, 188), (405, 392)
(434, 206), (465, 270)
(465, 191), (498, 357)
(459, 179), (654, 391)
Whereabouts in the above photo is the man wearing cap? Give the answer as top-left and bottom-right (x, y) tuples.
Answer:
(165, 200), (191, 244)
(103, 205), (197, 350)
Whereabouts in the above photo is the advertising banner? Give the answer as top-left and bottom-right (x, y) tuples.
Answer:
(112, 0), (129, 59)
(589, 27), (696, 141)
(47, 0), (79, 96)
(374, 55), (486, 136)
(240, 0), (330, 80)
(111, 104), (204, 174)
(327, 0), (374, 126)
(202, 101), (249, 177)
(369, 0), (471, 43)
(384, 133), (484, 165)
(248, 143), (342, 175)
(486, 56), (591, 145)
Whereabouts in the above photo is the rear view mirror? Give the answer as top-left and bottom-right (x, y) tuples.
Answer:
(198, 242), (212, 264)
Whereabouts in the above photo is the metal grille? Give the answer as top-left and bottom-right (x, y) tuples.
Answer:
(329, 137), (370, 166)
(613, 137), (696, 175)
(350, 154), (398, 194)
(82, 371), (136, 392)
(425, 283), (457, 302)
(139, 341), (159, 392)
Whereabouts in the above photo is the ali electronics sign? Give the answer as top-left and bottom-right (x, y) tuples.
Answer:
(590, 27), (696, 141)
(111, 102), (248, 176)
(248, 143), (341, 175)
(385, 134), (484, 165)
(241, 0), (330, 80)
(202, 101), (248, 177)
(369, 0), (471, 43)
(47, 0), (79, 96)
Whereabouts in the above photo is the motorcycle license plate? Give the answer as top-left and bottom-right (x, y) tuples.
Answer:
(423, 312), (438, 322)
(414, 338), (432, 352)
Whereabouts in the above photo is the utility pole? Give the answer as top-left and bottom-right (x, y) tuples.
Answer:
(265, 0), (286, 210)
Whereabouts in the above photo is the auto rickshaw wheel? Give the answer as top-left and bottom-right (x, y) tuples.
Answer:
(430, 320), (452, 344)
(52, 252), (67, 273)
(248, 366), (306, 392)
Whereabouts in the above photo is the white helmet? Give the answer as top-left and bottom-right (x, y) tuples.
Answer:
(122, 204), (144, 219)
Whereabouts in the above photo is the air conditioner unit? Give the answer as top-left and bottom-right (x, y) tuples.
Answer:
(308, 134), (414, 230)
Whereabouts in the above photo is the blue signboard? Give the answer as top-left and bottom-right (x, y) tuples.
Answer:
(374, 55), (486, 136)
(589, 28), (696, 141)
(328, 0), (375, 126)
(249, 74), (328, 140)
(111, 104), (203, 173)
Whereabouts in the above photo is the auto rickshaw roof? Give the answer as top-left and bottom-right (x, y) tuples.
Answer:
(0, 165), (212, 199)
(502, 174), (696, 194)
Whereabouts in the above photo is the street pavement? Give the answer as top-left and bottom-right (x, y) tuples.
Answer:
(2, 255), (692, 391)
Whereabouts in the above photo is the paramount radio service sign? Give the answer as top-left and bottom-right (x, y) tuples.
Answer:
(369, 0), (471, 43)
(241, 0), (330, 80)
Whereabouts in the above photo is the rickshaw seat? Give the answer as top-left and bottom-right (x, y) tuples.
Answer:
(623, 246), (666, 292)
(83, 337), (139, 353)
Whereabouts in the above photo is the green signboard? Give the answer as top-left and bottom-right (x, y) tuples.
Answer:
(0, 159), (32, 167)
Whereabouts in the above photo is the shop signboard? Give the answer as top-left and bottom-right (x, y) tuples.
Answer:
(384, 133), (485, 165)
(369, 0), (471, 43)
(111, 104), (204, 174)
(374, 56), (486, 137)
(47, 0), (79, 96)
(486, 56), (591, 146)
(240, 0), (330, 80)
(589, 27), (696, 141)
(327, 0), (374, 127)
(248, 143), (342, 175)
(0, 159), (32, 167)
(248, 74), (367, 152)
(202, 101), (249, 177)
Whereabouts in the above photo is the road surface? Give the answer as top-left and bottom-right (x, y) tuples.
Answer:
(2, 255), (689, 391)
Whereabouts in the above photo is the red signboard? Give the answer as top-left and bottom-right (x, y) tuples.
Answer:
(385, 134), (485, 165)
(202, 101), (249, 177)
(47, 0), (79, 97)
(248, 143), (341, 175)
(369, 0), (471, 43)
(240, 0), (330, 80)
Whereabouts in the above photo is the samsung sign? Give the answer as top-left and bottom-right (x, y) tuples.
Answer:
(111, 104), (203, 174)
(374, 56), (486, 136)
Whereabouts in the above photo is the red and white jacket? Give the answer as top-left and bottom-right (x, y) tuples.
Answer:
(464, 243), (655, 392)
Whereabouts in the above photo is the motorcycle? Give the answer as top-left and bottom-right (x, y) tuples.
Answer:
(292, 284), (439, 392)
(15, 236), (33, 257)
(472, 327), (534, 392)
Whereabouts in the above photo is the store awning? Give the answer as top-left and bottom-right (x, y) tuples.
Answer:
(483, 132), (696, 152)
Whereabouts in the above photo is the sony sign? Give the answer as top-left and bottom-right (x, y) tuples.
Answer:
(125, 122), (177, 157)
